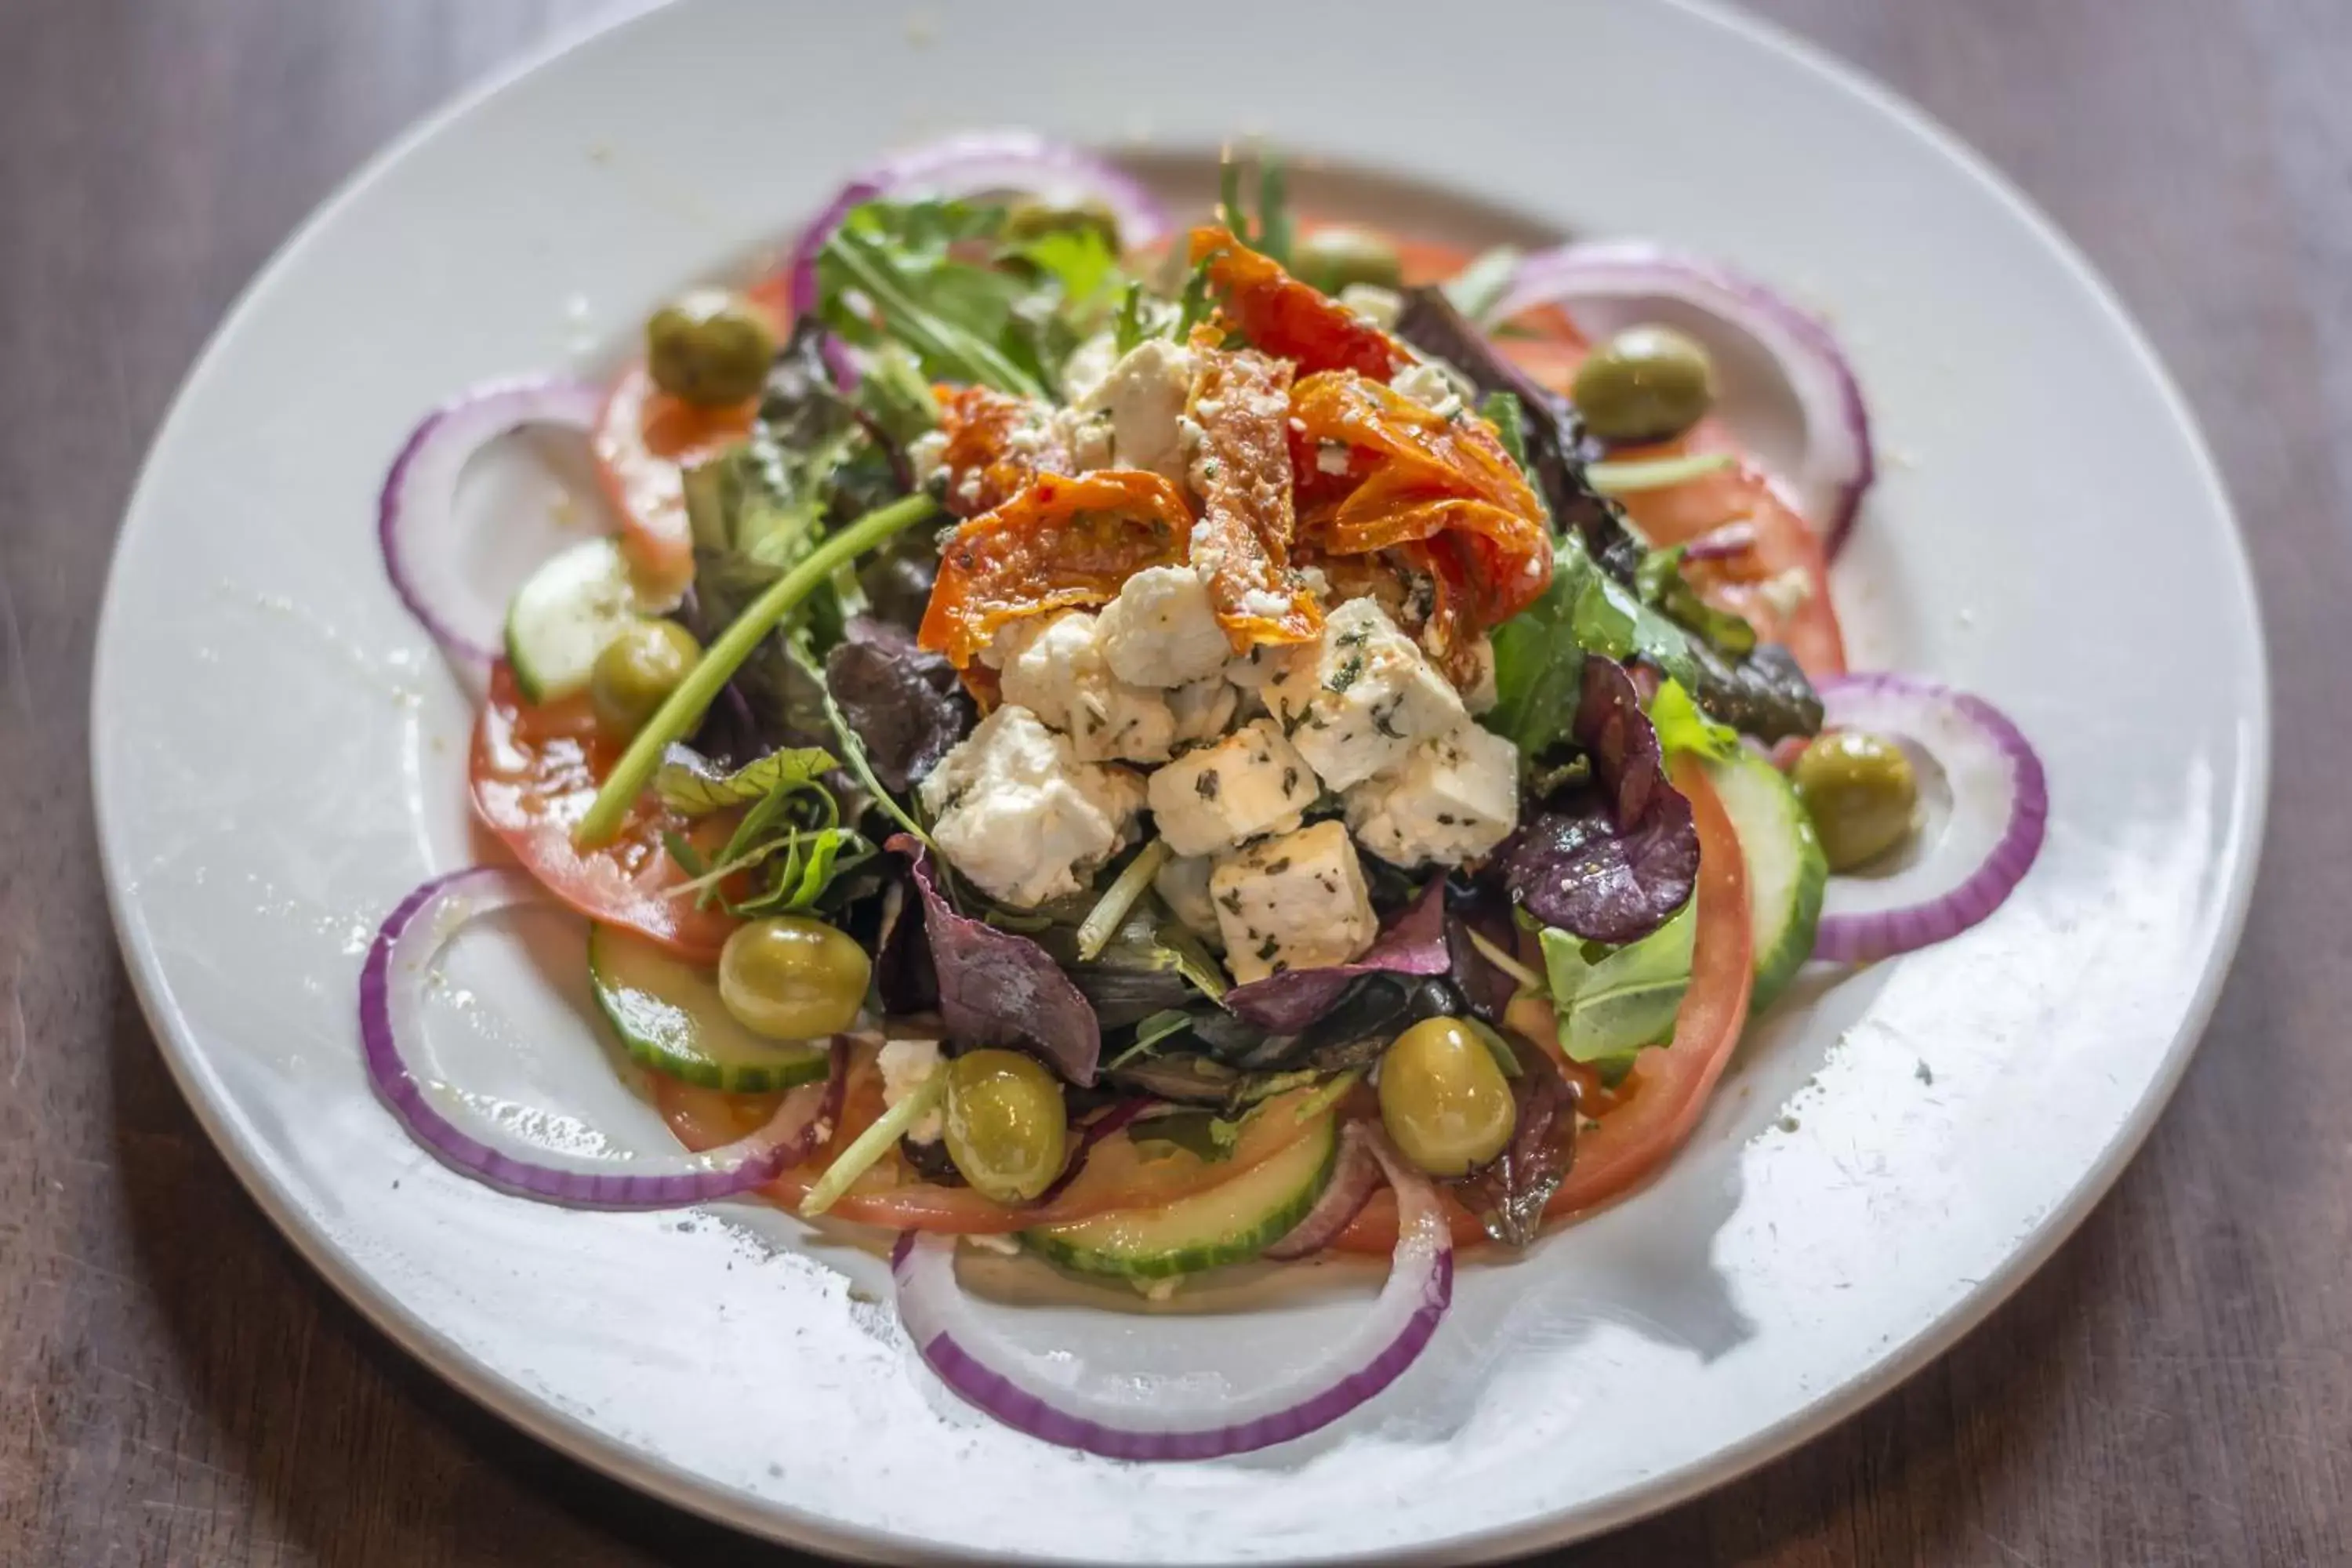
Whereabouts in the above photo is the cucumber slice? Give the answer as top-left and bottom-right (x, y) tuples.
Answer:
(588, 924), (830, 1093)
(1023, 1112), (1339, 1280)
(1705, 747), (1828, 1014)
(503, 537), (645, 704)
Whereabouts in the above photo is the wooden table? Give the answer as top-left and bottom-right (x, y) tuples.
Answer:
(5, 1), (2346, 1561)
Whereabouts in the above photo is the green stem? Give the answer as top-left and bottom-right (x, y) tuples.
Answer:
(1075, 839), (1171, 963)
(800, 1069), (946, 1218)
(1585, 452), (1737, 495)
(572, 494), (938, 848)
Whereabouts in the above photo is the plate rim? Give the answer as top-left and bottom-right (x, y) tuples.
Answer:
(87, 0), (2271, 1560)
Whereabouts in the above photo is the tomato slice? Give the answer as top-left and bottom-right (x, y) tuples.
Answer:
(469, 662), (739, 961)
(1608, 437), (1848, 677)
(653, 1049), (1330, 1234)
(1332, 754), (1755, 1252)
(588, 276), (789, 608)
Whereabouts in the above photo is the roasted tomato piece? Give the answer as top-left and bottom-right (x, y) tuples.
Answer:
(1191, 227), (1402, 380)
(918, 469), (1193, 666)
(933, 384), (1073, 517)
(1186, 338), (1320, 648)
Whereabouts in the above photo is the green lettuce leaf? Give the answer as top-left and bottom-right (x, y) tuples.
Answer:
(654, 746), (837, 816)
(1538, 899), (1698, 1084)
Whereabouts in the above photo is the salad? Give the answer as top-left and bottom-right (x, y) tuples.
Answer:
(368, 132), (2046, 1460)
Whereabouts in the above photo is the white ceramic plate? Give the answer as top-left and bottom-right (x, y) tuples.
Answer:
(92, 0), (2265, 1560)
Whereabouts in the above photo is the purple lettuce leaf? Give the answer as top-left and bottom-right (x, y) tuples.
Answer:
(1444, 887), (1523, 1025)
(1502, 785), (1699, 946)
(886, 835), (1102, 1085)
(1456, 1042), (1581, 1247)
(1501, 654), (1699, 945)
(1222, 879), (1450, 1033)
(826, 618), (974, 793)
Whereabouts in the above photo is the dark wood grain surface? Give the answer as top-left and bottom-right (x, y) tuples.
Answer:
(5, 1), (2347, 1562)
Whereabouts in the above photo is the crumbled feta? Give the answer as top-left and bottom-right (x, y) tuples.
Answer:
(1338, 282), (1404, 329)
(1145, 718), (1319, 856)
(1057, 406), (1114, 471)
(907, 429), (949, 488)
(1096, 564), (1230, 688)
(1391, 360), (1468, 419)
(919, 706), (1146, 908)
(878, 1037), (945, 1142)
(1152, 852), (1222, 943)
(1344, 721), (1520, 868)
(1167, 676), (1238, 744)
(1059, 330), (1120, 405)
(1077, 339), (1195, 485)
(1265, 598), (1468, 790)
(1208, 821), (1377, 984)
(993, 611), (1177, 764)
(1315, 441), (1352, 476)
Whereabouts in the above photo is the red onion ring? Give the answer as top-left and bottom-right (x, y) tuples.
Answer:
(360, 866), (842, 1205)
(1261, 1120), (1383, 1261)
(1495, 241), (1875, 555)
(890, 1129), (1451, 1459)
(784, 129), (1172, 315)
(1809, 675), (2048, 962)
(378, 377), (606, 675)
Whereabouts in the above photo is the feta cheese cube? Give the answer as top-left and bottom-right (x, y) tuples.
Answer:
(1096, 564), (1231, 688)
(1208, 821), (1377, 984)
(878, 1037), (945, 1142)
(993, 610), (1177, 764)
(1344, 721), (1521, 868)
(1265, 598), (1468, 790)
(1167, 676), (1238, 744)
(919, 705), (1146, 908)
(1077, 339), (1195, 485)
(1145, 719), (1318, 856)
(1152, 853), (1222, 944)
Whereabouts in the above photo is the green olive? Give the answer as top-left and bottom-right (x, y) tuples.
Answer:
(1294, 225), (1404, 295)
(716, 916), (871, 1040)
(1003, 198), (1124, 253)
(1792, 730), (1921, 872)
(1570, 325), (1717, 444)
(943, 1049), (1069, 1204)
(645, 289), (777, 407)
(1377, 1018), (1517, 1178)
(589, 619), (700, 740)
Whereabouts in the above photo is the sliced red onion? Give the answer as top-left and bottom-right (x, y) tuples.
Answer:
(1495, 241), (1875, 555)
(378, 378), (607, 675)
(1809, 675), (2048, 963)
(786, 130), (1172, 315)
(1261, 1120), (1382, 1261)
(360, 866), (841, 1206)
(891, 1130), (1451, 1459)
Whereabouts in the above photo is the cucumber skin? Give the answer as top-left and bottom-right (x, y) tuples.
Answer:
(1022, 1118), (1340, 1281)
(1708, 750), (1828, 1015)
(586, 926), (831, 1094)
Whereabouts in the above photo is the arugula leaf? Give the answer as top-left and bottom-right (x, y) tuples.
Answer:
(1538, 899), (1697, 1083)
(1172, 253), (1214, 339)
(654, 746), (838, 816)
(1015, 226), (1122, 315)
(1635, 543), (1759, 656)
(1649, 677), (1739, 760)
(1479, 390), (1533, 475)
(1113, 279), (1146, 356)
(1213, 147), (1292, 265)
(816, 200), (1046, 397)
